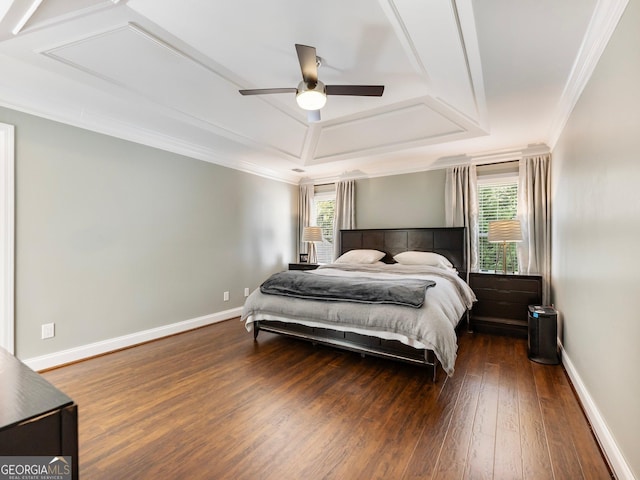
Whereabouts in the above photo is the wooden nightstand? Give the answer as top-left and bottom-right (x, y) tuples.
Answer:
(288, 263), (319, 271)
(469, 272), (542, 337)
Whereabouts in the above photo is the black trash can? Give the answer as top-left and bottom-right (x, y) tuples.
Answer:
(527, 305), (559, 364)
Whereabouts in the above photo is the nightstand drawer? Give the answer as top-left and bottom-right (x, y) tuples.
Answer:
(472, 287), (541, 305)
(472, 299), (531, 321)
(470, 274), (541, 293)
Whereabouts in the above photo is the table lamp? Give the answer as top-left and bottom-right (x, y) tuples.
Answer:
(488, 220), (522, 273)
(302, 226), (323, 264)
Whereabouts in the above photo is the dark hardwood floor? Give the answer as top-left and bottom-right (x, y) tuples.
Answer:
(42, 318), (613, 480)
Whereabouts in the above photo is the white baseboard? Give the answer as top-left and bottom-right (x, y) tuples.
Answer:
(560, 342), (635, 480)
(23, 307), (243, 372)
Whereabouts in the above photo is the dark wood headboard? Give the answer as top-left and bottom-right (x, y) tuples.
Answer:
(340, 227), (467, 274)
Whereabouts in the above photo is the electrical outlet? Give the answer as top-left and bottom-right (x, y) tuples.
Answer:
(244, 287), (250, 297)
(223, 291), (230, 301)
(41, 323), (55, 339)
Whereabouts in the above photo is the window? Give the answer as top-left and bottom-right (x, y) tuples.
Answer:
(477, 169), (519, 272)
(312, 186), (335, 264)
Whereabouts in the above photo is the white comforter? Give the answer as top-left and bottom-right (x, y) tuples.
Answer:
(241, 263), (476, 376)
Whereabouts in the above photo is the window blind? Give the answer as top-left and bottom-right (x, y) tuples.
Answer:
(478, 179), (519, 271)
(313, 192), (336, 264)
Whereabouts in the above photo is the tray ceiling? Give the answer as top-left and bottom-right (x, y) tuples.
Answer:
(0, 0), (625, 183)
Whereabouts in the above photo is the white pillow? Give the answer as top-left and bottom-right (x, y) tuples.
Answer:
(393, 251), (454, 269)
(335, 249), (386, 264)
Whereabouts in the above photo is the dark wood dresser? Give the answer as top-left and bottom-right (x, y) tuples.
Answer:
(0, 348), (78, 479)
(469, 272), (542, 337)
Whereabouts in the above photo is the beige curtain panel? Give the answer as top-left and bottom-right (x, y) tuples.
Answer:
(298, 183), (314, 257)
(333, 180), (355, 260)
(517, 154), (551, 304)
(445, 165), (479, 277)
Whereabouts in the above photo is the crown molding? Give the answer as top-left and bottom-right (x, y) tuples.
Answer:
(0, 96), (301, 185)
(547, 0), (629, 149)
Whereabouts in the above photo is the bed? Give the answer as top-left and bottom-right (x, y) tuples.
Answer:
(241, 227), (476, 380)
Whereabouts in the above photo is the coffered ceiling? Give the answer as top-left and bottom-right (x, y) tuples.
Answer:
(0, 0), (627, 183)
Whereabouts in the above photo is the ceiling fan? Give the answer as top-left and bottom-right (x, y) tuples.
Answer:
(239, 44), (384, 122)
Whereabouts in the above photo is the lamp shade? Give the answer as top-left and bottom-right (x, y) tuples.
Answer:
(302, 226), (323, 242)
(488, 220), (522, 243)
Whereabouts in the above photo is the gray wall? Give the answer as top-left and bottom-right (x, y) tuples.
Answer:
(551, 2), (640, 477)
(355, 170), (446, 228)
(1, 107), (297, 359)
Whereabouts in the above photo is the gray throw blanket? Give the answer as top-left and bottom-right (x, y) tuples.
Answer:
(260, 271), (435, 308)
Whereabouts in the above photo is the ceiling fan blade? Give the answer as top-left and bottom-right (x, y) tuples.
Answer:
(326, 85), (385, 96)
(307, 110), (321, 123)
(295, 44), (318, 85)
(239, 88), (296, 95)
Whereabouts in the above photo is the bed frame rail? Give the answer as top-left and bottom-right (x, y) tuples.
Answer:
(253, 320), (439, 381)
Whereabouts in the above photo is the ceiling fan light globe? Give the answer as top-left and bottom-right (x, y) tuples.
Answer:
(297, 91), (326, 110)
(296, 80), (327, 110)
